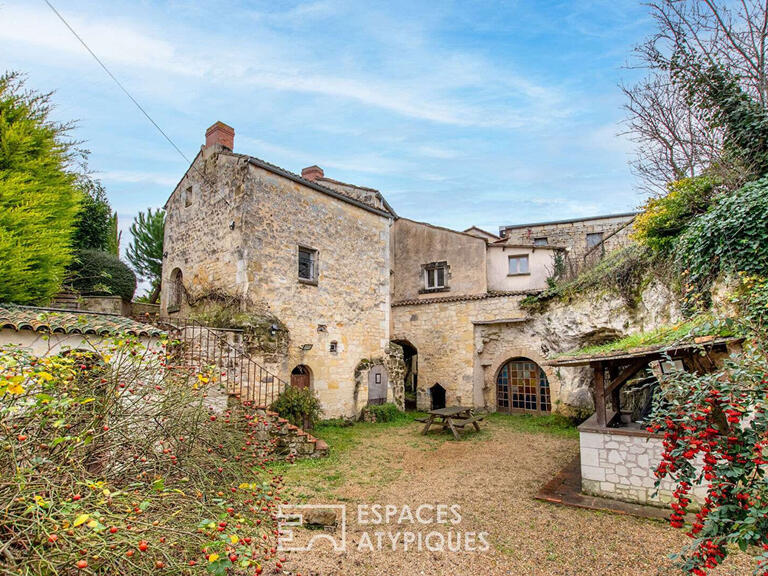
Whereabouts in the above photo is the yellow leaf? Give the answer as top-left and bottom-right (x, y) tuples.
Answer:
(102, 355), (112, 364)
(86, 520), (98, 528)
(74, 514), (90, 527)
(38, 371), (53, 381)
(208, 553), (219, 563)
(6, 382), (24, 395)
(229, 534), (238, 544)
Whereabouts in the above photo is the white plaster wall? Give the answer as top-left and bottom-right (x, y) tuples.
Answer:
(0, 330), (159, 357)
(580, 430), (707, 507)
(486, 245), (555, 292)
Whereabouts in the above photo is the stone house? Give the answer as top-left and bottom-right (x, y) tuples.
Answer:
(161, 122), (397, 418)
(161, 122), (641, 419)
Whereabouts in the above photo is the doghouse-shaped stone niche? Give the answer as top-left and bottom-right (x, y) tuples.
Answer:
(429, 383), (446, 410)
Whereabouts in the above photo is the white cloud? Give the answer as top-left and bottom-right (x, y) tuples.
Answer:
(0, 2), (569, 129)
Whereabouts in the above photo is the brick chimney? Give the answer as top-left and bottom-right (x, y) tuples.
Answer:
(205, 121), (234, 150)
(301, 165), (324, 181)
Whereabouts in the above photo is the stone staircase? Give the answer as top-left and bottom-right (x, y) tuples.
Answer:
(158, 317), (328, 458)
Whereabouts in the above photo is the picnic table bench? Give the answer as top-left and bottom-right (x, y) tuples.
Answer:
(420, 406), (483, 440)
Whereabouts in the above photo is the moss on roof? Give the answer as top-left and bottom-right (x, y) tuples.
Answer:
(0, 304), (164, 337)
(557, 314), (737, 360)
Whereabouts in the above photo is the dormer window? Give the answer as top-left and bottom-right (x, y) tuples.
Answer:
(422, 261), (449, 293)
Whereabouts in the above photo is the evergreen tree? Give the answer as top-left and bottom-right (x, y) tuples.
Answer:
(126, 208), (165, 303)
(71, 177), (115, 252)
(0, 72), (82, 304)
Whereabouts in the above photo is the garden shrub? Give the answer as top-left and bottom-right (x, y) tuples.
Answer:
(360, 402), (405, 423)
(633, 176), (717, 254)
(676, 176), (768, 313)
(67, 249), (137, 301)
(270, 385), (322, 429)
(647, 339), (768, 575)
(0, 336), (283, 574)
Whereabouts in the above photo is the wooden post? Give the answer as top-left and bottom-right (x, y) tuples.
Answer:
(594, 361), (606, 427)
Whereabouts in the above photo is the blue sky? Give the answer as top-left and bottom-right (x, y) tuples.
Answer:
(3, 0), (652, 273)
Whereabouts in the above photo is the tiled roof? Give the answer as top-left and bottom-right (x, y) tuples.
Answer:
(391, 290), (541, 307)
(0, 304), (164, 337)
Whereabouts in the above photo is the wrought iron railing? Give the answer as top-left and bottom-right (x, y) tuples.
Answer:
(151, 317), (287, 407)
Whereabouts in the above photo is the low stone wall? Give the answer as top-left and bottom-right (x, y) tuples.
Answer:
(251, 406), (328, 458)
(579, 419), (706, 507)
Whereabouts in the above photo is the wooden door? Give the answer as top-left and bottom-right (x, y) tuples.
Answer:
(291, 365), (310, 389)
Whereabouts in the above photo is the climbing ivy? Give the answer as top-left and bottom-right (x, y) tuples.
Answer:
(676, 176), (768, 313)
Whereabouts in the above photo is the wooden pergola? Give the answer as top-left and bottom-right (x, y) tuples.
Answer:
(548, 337), (742, 428)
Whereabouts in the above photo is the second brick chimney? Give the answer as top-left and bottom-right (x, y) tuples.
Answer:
(301, 165), (324, 181)
(205, 121), (235, 150)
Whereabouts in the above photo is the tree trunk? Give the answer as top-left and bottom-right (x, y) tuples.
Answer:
(149, 281), (161, 304)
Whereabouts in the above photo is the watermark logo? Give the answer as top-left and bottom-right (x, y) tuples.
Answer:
(277, 503), (489, 553)
(277, 504), (347, 552)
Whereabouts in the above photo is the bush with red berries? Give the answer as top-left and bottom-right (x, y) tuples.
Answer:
(0, 335), (287, 574)
(647, 279), (768, 574)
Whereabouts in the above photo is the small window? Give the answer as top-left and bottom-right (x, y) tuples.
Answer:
(298, 246), (318, 282)
(508, 255), (529, 275)
(533, 237), (548, 247)
(184, 186), (193, 207)
(586, 232), (604, 249)
(329, 341), (338, 354)
(424, 263), (447, 290)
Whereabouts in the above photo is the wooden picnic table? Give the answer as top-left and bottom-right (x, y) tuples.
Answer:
(420, 406), (483, 440)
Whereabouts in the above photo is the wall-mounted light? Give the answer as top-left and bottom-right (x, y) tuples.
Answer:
(229, 221), (236, 230)
(298, 344), (313, 351)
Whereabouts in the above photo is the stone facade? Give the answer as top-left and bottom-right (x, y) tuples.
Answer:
(162, 123), (670, 422)
(162, 127), (394, 418)
(392, 279), (678, 414)
(499, 212), (636, 265)
(580, 426), (707, 507)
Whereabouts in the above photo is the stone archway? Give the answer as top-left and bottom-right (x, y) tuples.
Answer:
(486, 348), (560, 413)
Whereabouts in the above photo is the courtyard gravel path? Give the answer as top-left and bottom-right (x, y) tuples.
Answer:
(278, 416), (752, 576)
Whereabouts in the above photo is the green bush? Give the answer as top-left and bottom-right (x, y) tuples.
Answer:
(522, 244), (656, 310)
(67, 249), (137, 301)
(676, 176), (768, 312)
(270, 386), (322, 429)
(633, 176), (717, 254)
(360, 402), (405, 423)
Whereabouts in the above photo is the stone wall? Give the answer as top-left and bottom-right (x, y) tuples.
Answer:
(391, 218), (487, 302)
(500, 213), (636, 263)
(162, 144), (393, 418)
(580, 426), (706, 507)
(391, 280), (680, 415)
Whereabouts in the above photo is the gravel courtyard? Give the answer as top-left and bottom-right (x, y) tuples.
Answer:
(277, 414), (751, 576)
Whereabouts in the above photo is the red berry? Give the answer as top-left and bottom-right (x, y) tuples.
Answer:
(76, 560), (88, 569)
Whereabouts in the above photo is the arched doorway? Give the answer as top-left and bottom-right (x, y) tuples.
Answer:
(392, 339), (417, 410)
(496, 358), (551, 414)
(291, 365), (311, 389)
(168, 268), (184, 311)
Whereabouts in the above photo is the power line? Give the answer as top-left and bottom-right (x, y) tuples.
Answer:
(42, 0), (194, 166)
(42, 0), (230, 205)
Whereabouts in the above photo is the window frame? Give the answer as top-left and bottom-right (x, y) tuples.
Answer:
(421, 261), (449, 293)
(533, 237), (548, 247)
(297, 245), (319, 285)
(586, 232), (604, 250)
(507, 254), (530, 276)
